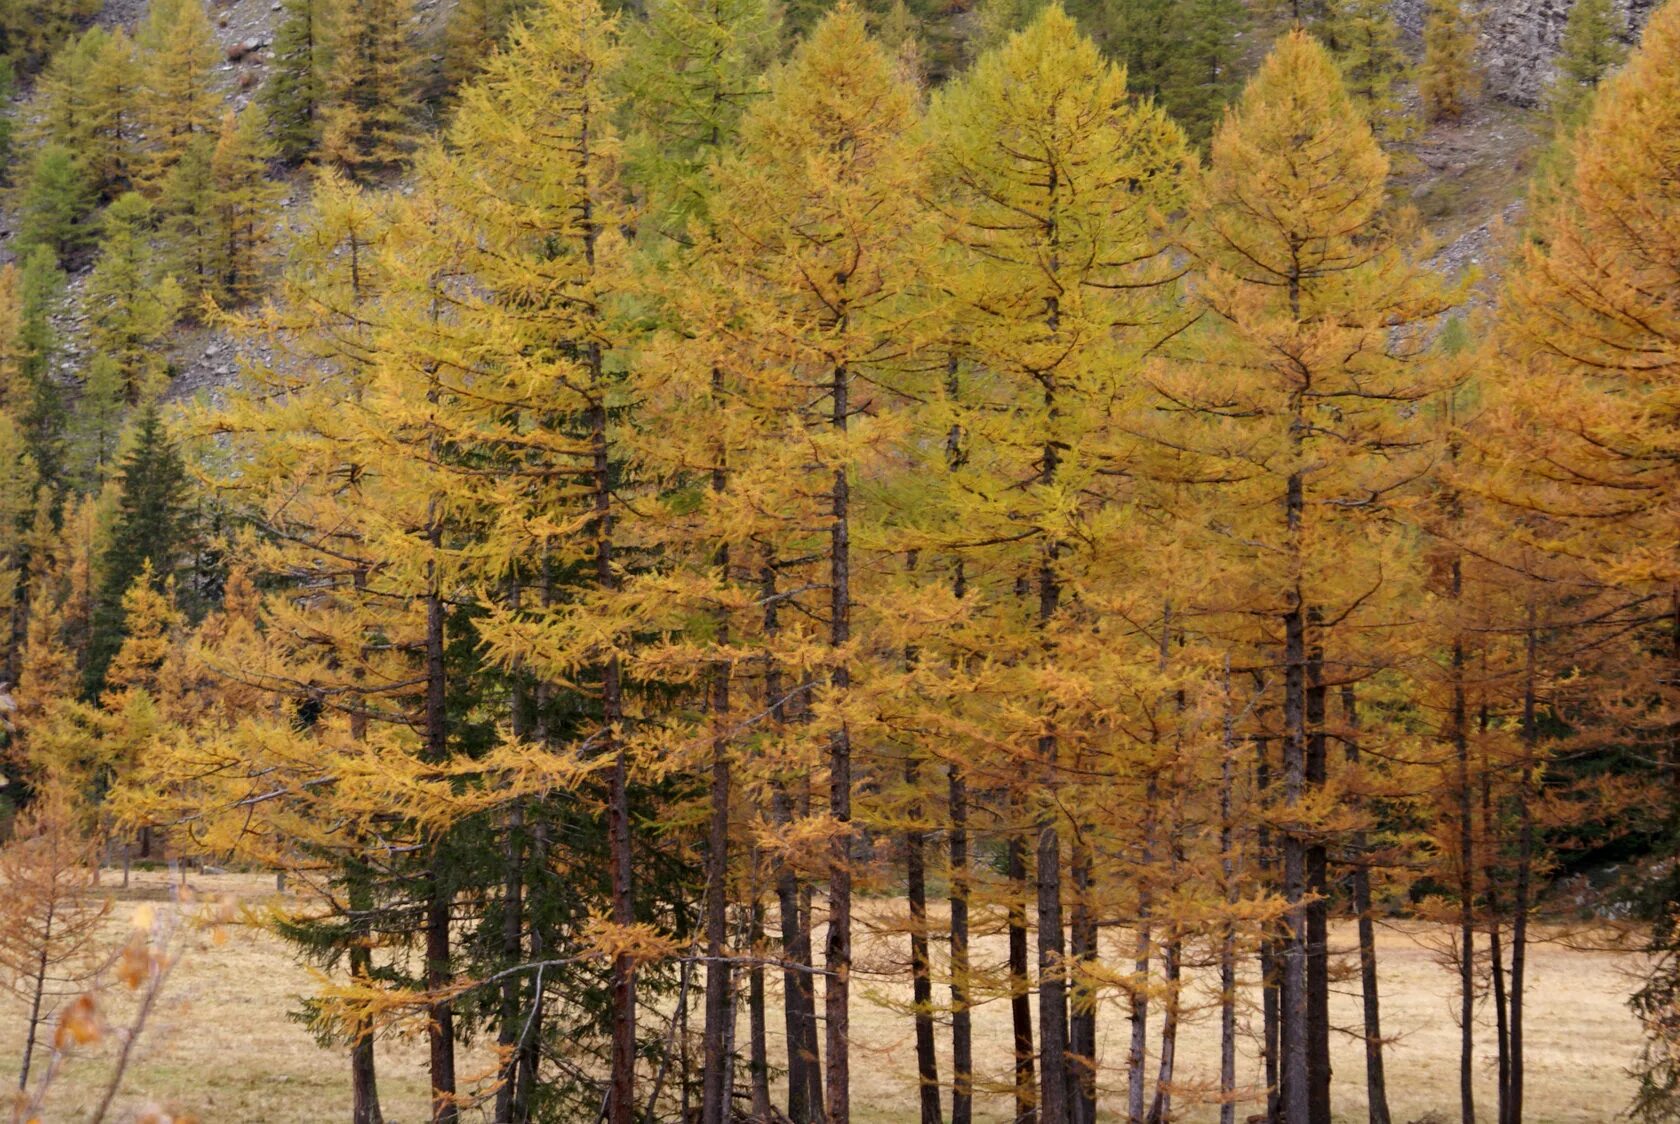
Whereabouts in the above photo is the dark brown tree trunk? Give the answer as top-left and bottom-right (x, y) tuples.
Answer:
(495, 804), (525, 1124)
(701, 533), (734, 1124)
(1008, 833), (1037, 1124)
(1453, 561), (1474, 1124)
(1305, 619), (1331, 1124)
(949, 763), (973, 1124)
(825, 359), (853, 1124)
(1282, 579), (1310, 1124)
(1257, 736), (1280, 1124)
(1508, 617), (1540, 1124)
(1145, 933), (1181, 1124)
(907, 755), (942, 1124)
(1341, 687), (1391, 1124)
(423, 546), (458, 1124)
(1069, 834), (1096, 1124)
(349, 872), (384, 1124)
(748, 878), (774, 1120)
(1220, 678), (1238, 1124)
(587, 345), (635, 1124)
(946, 393), (974, 1124)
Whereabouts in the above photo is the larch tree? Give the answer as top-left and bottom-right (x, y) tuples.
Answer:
(85, 193), (184, 404)
(264, 0), (327, 162)
(319, 0), (420, 179)
(1420, 0), (1480, 123)
(134, 0), (220, 191)
(923, 7), (1190, 1120)
(688, 7), (923, 1117)
(1547, 0), (1627, 125)
(1161, 29), (1461, 1124)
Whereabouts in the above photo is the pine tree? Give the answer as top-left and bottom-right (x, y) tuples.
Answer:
(66, 354), (127, 493)
(86, 193), (184, 403)
(84, 406), (191, 699)
(1547, 0), (1627, 125)
(319, 0), (419, 179)
(1420, 0), (1480, 122)
(263, 0), (327, 163)
(134, 0), (220, 190)
(1162, 0), (1249, 146)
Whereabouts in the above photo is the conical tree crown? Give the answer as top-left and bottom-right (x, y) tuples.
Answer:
(1199, 29), (1388, 291)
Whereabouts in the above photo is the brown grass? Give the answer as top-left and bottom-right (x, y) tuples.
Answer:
(0, 871), (1644, 1123)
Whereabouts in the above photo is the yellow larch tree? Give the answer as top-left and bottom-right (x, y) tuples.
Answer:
(1153, 29), (1462, 1124)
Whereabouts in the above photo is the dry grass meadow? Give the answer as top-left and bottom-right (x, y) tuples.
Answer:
(0, 870), (1646, 1123)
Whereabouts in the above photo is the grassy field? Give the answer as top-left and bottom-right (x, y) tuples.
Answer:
(0, 870), (1646, 1123)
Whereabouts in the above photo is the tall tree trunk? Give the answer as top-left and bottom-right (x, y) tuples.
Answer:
(763, 559), (821, 1122)
(748, 874), (774, 1120)
(1220, 663), (1238, 1124)
(1482, 711), (1510, 1124)
(1257, 735), (1280, 1124)
(1069, 832), (1096, 1124)
(946, 375), (974, 1124)
(588, 349), (635, 1124)
(1507, 615), (1540, 1124)
(1128, 773), (1157, 1124)
(1281, 579), (1310, 1124)
(907, 754), (942, 1124)
(1304, 621), (1331, 1124)
(1009, 833), (1037, 1124)
(824, 359), (854, 1124)
(1145, 932), (1181, 1124)
(1452, 560), (1474, 1124)
(423, 541), (458, 1124)
(495, 804), (525, 1124)
(1341, 687), (1391, 1124)
(701, 521), (734, 1124)
(949, 762), (973, 1124)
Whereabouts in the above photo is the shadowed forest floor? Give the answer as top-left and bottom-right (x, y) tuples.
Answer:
(0, 870), (1643, 1123)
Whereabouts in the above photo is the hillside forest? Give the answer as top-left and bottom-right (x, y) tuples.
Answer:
(0, 0), (1676, 1118)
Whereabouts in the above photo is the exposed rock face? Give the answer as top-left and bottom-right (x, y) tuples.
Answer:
(1395, 0), (1658, 106)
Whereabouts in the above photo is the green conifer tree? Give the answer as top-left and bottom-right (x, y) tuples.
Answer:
(319, 0), (419, 179)
(263, 0), (327, 163)
(134, 0), (220, 190)
(1420, 0), (1480, 122)
(1547, 0), (1626, 125)
(14, 144), (93, 266)
(84, 405), (190, 699)
(86, 193), (185, 403)
(1325, 0), (1412, 139)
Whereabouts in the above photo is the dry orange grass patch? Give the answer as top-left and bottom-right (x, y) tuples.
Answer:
(0, 872), (1645, 1122)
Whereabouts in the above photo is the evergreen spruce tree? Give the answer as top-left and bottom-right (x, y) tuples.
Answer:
(1162, 0), (1249, 146)
(84, 405), (190, 699)
(263, 0), (327, 163)
(66, 355), (126, 493)
(619, 0), (778, 235)
(1420, 0), (1480, 122)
